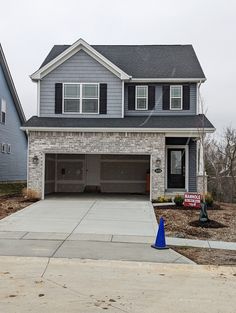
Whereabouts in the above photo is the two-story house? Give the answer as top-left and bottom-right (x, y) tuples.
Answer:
(22, 38), (215, 200)
(0, 44), (27, 182)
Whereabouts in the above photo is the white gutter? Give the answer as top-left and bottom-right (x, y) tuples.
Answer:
(20, 126), (215, 134)
(130, 78), (206, 83)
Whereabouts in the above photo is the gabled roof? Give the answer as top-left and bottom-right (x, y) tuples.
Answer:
(35, 39), (206, 81)
(22, 115), (215, 132)
(31, 39), (131, 81)
(0, 44), (26, 124)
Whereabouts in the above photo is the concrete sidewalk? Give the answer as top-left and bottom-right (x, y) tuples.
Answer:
(0, 256), (235, 313)
(0, 232), (194, 264)
(166, 237), (236, 251)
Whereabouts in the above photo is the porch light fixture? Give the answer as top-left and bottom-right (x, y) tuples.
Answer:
(32, 155), (39, 165)
(156, 158), (161, 168)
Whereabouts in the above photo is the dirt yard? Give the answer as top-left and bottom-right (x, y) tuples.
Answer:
(173, 247), (236, 266)
(0, 195), (36, 220)
(154, 203), (236, 242)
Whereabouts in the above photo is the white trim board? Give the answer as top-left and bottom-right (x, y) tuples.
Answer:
(31, 38), (131, 81)
(21, 126), (216, 135)
(131, 78), (206, 83)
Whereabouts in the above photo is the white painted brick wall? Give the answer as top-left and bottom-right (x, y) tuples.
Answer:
(28, 131), (166, 199)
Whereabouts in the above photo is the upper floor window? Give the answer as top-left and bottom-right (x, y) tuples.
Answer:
(7, 144), (11, 154)
(136, 86), (148, 110)
(1, 143), (7, 153)
(63, 83), (99, 114)
(1, 98), (6, 124)
(170, 85), (182, 110)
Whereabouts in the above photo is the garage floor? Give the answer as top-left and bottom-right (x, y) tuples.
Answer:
(0, 195), (194, 263)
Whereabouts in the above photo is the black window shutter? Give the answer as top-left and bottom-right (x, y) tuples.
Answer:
(99, 84), (107, 114)
(183, 84), (190, 110)
(128, 86), (135, 110)
(55, 83), (62, 114)
(148, 86), (155, 110)
(162, 85), (170, 110)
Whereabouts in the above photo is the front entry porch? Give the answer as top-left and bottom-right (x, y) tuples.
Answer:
(165, 137), (202, 195)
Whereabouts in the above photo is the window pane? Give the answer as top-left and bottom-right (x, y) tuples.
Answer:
(82, 99), (98, 113)
(1, 99), (6, 112)
(64, 99), (80, 112)
(171, 151), (182, 174)
(137, 98), (147, 110)
(64, 84), (80, 98)
(171, 98), (181, 109)
(1, 112), (6, 124)
(171, 86), (181, 97)
(137, 86), (147, 97)
(82, 84), (98, 98)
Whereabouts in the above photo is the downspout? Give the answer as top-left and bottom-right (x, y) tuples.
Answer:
(197, 81), (202, 115)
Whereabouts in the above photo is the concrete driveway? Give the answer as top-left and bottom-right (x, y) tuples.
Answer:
(0, 194), (193, 264)
(0, 194), (157, 237)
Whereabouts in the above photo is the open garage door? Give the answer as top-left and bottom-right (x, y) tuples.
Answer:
(44, 154), (150, 196)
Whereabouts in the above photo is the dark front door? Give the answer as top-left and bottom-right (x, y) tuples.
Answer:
(167, 149), (185, 189)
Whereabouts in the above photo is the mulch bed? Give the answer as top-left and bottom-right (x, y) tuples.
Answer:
(0, 195), (37, 220)
(173, 247), (236, 266)
(154, 203), (236, 242)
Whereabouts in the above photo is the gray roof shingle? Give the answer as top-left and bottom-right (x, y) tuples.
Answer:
(40, 44), (205, 79)
(23, 115), (214, 129)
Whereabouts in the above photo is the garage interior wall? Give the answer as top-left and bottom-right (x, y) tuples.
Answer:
(44, 154), (150, 195)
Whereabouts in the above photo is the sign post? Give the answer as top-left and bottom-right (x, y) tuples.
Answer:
(183, 193), (201, 208)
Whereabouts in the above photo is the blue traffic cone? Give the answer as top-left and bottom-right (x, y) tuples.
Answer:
(151, 217), (168, 249)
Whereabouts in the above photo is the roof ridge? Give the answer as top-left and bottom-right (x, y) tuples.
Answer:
(52, 44), (193, 47)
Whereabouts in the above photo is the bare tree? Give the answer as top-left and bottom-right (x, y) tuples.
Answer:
(197, 85), (211, 221)
(217, 127), (236, 201)
(197, 85), (208, 203)
(206, 127), (236, 203)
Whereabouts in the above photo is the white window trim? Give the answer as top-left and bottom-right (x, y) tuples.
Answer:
(165, 145), (189, 192)
(135, 85), (148, 111)
(170, 85), (183, 110)
(1, 98), (6, 124)
(63, 83), (100, 115)
(1, 143), (7, 153)
(7, 144), (11, 154)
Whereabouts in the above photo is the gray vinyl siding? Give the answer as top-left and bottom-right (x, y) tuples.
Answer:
(40, 50), (122, 118)
(0, 65), (27, 181)
(165, 137), (197, 192)
(124, 84), (197, 116)
(188, 139), (197, 192)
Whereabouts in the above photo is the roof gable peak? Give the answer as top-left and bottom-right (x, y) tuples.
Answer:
(31, 38), (131, 81)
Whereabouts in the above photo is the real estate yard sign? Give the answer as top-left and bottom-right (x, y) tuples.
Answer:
(184, 193), (201, 208)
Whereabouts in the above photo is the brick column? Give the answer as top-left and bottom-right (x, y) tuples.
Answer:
(151, 135), (165, 200)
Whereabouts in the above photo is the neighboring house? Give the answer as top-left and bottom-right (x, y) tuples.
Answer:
(0, 44), (27, 182)
(22, 38), (215, 200)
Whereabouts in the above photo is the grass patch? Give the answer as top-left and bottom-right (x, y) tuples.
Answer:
(0, 183), (26, 196)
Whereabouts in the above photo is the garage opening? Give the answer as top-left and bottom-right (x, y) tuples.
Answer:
(44, 154), (150, 196)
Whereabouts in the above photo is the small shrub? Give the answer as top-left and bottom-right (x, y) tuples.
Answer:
(174, 194), (184, 206)
(204, 193), (214, 207)
(153, 196), (172, 203)
(22, 188), (40, 201)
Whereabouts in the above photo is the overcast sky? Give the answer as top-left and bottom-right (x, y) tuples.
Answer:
(0, 0), (235, 132)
